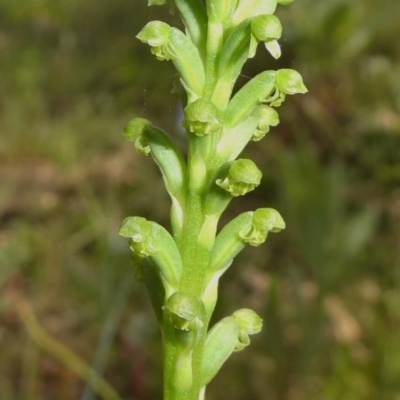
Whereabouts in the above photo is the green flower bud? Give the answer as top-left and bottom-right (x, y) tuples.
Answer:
(251, 15), (282, 42)
(276, 69), (308, 95)
(136, 21), (172, 60)
(216, 159), (262, 197)
(123, 118), (151, 155)
(240, 208), (285, 246)
(119, 217), (159, 256)
(183, 99), (221, 136)
(251, 15), (282, 59)
(233, 308), (263, 351)
(233, 308), (263, 335)
(163, 292), (205, 331)
(252, 105), (280, 141)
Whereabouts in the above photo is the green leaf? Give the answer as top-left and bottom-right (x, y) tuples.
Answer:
(224, 70), (277, 128)
(207, 211), (254, 274)
(201, 308), (263, 386)
(142, 125), (187, 235)
(212, 19), (253, 108)
(214, 111), (259, 166)
(200, 316), (240, 387)
(167, 28), (205, 99)
(173, 0), (207, 55)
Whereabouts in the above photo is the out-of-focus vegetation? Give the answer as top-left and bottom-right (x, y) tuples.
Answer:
(0, 0), (399, 399)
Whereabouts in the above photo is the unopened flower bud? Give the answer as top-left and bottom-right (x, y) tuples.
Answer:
(240, 208), (285, 246)
(276, 69), (308, 95)
(119, 216), (159, 256)
(136, 21), (172, 60)
(252, 105), (280, 141)
(163, 292), (205, 331)
(123, 118), (151, 155)
(183, 99), (221, 136)
(216, 159), (262, 197)
(233, 308), (263, 351)
(251, 15), (282, 42)
(251, 15), (282, 59)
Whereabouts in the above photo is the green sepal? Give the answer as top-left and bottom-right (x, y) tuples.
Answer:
(240, 208), (285, 246)
(224, 70), (276, 129)
(278, 0), (294, 4)
(119, 217), (182, 292)
(216, 158), (262, 197)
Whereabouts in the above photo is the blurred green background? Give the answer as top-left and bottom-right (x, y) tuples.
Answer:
(0, 0), (399, 399)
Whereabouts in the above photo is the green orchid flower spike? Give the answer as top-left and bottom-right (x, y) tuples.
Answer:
(119, 0), (307, 398)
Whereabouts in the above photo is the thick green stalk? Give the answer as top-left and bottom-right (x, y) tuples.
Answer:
(126, 1), (307, 398)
